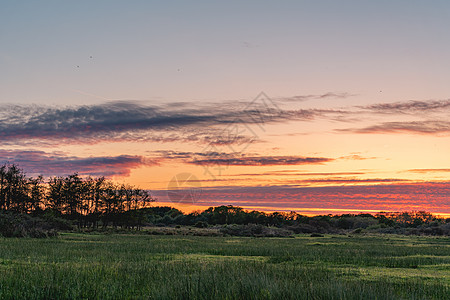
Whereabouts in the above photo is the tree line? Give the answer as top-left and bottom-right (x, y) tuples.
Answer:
(0, 164), (153, 228)
(147, 205), (447, 228)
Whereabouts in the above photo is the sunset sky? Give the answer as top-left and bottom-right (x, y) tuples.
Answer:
(1, 1), (449, 216)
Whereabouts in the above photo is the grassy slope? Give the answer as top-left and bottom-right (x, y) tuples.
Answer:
(0, 233), (448, 299)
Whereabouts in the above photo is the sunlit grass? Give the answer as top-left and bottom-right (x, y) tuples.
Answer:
(0, 233), (448, 299)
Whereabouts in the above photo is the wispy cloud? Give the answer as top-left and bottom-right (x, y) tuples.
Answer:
(154, 151), (378, 167)
(190, 155), (333, 166)
(407, 168), (450, 173)
(227, 171), (368, 177)
(151, 151), (333, 166)
(361, 99), (450, 114)
(2, 97), (450, 147)
(338, 154), (377, 160)
(0, 101), (313, 146)
(278, 92), (356, 103)
(289, 178), (410, 184)
(0, 150), (155, 177)
(337, 121), (450, 135)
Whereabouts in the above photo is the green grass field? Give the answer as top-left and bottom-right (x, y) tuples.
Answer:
(0, 233), (448, 299)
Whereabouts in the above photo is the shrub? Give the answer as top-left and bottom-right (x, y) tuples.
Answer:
(194, 221), (208, 228)
(286, 224), (318, 234)
(220, 224), (293, 237)
(0, 212), (60, 238)
(41, 214), (73, 230)
(310, 233), (324, 237)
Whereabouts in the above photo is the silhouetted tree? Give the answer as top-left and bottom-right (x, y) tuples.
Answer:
(28, 175), (45, 213)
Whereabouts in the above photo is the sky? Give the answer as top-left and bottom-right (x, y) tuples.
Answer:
(1, 1), (449, 216)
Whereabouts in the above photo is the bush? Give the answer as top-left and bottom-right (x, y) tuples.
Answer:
(287, 224), (319, 234)
(352, 228), (363, 234)
(41, 213), (73, 230)
(0, 212), (60, 238)
(310, 233), (324, 237)
(220, 224), (293, 237)
(194, 221), (208, 228)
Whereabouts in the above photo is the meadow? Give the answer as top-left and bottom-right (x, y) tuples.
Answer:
(0, 233), (448, 299)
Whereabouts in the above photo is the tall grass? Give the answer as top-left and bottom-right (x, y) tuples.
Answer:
(0, 234), (448, 299)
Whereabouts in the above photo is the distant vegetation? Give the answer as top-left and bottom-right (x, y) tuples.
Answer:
(1, 164), (449, 237)
(139, 206), (450, 237)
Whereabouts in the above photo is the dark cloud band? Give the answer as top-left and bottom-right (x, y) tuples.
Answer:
(0, 149), (155, 177)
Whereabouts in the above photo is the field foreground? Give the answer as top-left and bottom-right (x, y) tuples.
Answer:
(0, 233), (449, 299)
